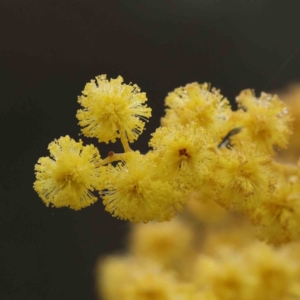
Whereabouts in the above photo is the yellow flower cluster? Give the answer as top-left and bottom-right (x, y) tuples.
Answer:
(34, 75), (300, 246)
(33, 76), (300, 299)
(232, 89), (292, 155)
(97, 216), (300, 300)
(161, 82), (232, 144)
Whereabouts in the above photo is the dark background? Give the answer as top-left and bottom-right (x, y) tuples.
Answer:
(1, 1), (300, 299)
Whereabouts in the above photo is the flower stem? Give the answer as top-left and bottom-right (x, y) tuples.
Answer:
(96, 152), (124, 166)
(120, 130), (132, 152)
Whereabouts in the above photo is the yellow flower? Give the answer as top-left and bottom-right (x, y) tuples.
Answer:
(214, 141), (274, 211)
(149, 123), (216, 193)
(97, 255), (181, 300)
(252, 175), (300, 244)
(102, 151), (182, 223)
(232, 89), (293, 155)
(162, 82), (232, 143)
(34, 135), (102, 210)
(245, 243), (298, 299)
(76, 75), (152, 144)
(194, 250), (254, 300)
(129, 218), (193, 266)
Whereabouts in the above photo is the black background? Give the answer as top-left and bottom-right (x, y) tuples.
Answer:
(1, 1), (300, 299)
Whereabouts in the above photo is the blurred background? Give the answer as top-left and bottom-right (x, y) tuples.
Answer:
(0, 0), (300, 299)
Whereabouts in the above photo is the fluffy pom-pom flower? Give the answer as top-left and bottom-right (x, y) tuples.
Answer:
(232, 89), (293, 155)
(97, 256), (183, 300)
(76, 75), (152, 143)
(101, 151), (183, 223)
(251, 175), (300, 245)
(129, 218), (193, 266)
(149, 123), (216, 193)
(162, 82), (232, 143)
(214, 141), (274, 211)
(34, 135), (102, 210)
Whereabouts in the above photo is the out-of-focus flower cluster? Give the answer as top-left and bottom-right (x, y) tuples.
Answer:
(34, 76), (300, 245)
(96, 214), (300, 300)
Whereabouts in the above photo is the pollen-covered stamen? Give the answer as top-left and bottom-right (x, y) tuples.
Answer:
(61, 172), (78, 188)
(131, 184), (139, 196)
(179, 148), (190, 158)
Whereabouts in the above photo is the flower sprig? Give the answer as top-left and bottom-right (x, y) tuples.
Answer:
(34, 75), (300, 244)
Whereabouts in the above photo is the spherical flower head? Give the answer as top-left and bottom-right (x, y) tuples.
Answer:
(232, 89), (293, 155)
(97, 256), (180, 300)
(34, 135), (102, 210)
(123, 264), (177, 300)
(215, 141), (274, 211)
(162, 82), (232, 143)
(129, 218), (193, 266)
(244, 243), (298, 298)
(149, 123), (216, 192)
(252, 175), (300, 244)
(102, 151), (182, 223)
(194, 251), (254, 300)
(76, 75), (152, 143)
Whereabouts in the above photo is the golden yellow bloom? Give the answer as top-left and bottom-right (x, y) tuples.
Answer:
(214, 141), (274, 211)
(122, 265), (175, 300)
(102, 151), (183, 223)
(97, 255), (181, 300)
(149, 123), (216, 193)
(232, 89), (293, 155)
(162, 82), (232, 143)
(251, 175), (300, 244)
(129, 218), (193, 266)
(77, 75), (152, 143)
(34, 135), (102, 210)
(96, 255), (130, 300)
(195, 251), (254, 300)
(244, 243), (298, 299)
